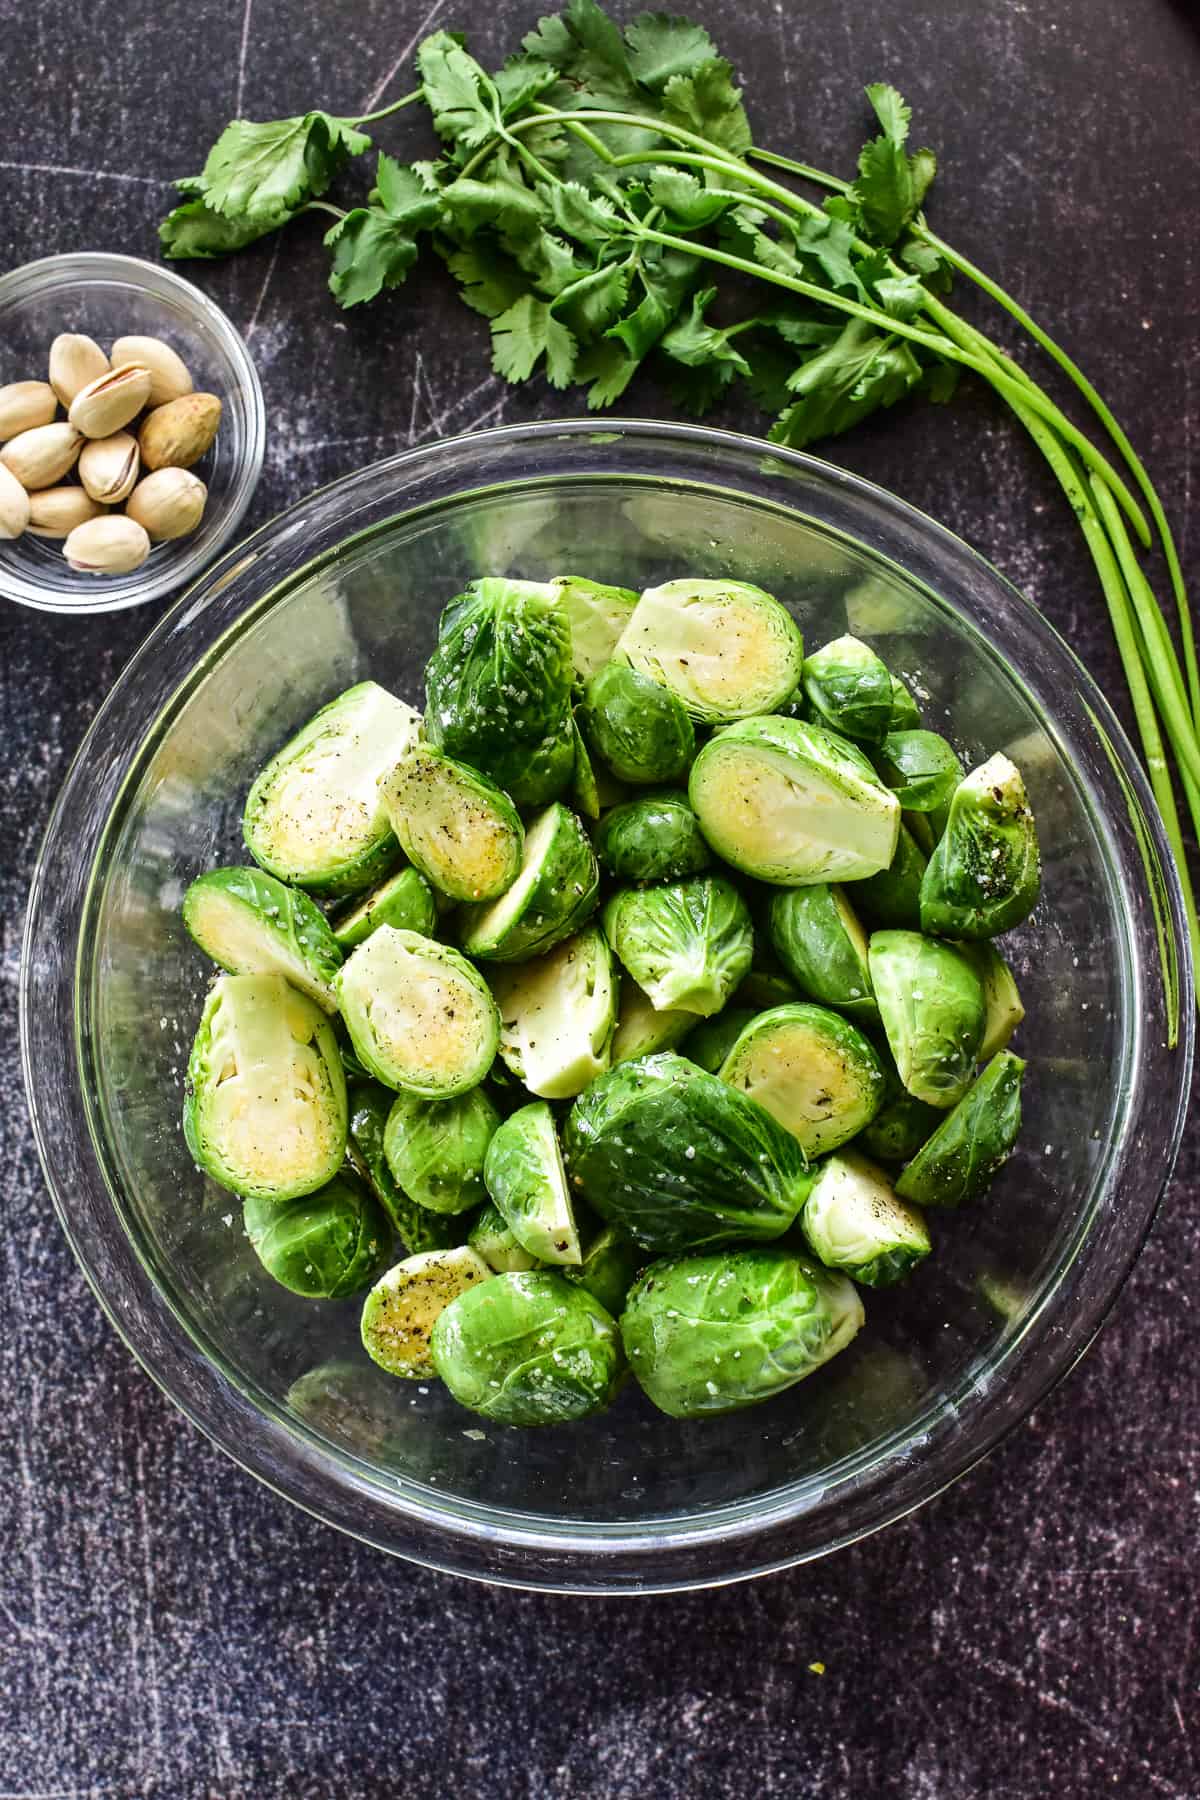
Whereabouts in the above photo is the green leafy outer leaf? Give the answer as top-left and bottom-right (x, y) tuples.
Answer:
(201, 112), (370, 221)
(661, 58), (751, 154)
(770, 318), (922, 450)
(894, 1051), (1025, 1208)
(491, 294), (578, 386)
(417, 31), (502, 150)
(325, 155), (443, 307)
(850, 82), (938, 245)
(624, 13), (720, 90)
(160, 189), (283, 259)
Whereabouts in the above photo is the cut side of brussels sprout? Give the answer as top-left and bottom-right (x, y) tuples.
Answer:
(243, 681), (422, 894)
(484, 1101), (583, 1265)
(896, 1050), (1026, 1207)
(458, 802), (599, 964)
(869, 929), (986, 1109)
(799, 1149), (931, 1287)
(348, 1083), (463, 1254)
(920, 753), (1041, 939)
(380, 744), (524, 904)
(332, 866), (439, 950)
(360, 1247), (494, 1377)
(602, 875), (753, 1018)
(620, 1249), (865, 1419)
(182, 865), (343, 1011)
(719, 1003), (885, 1158)
(854, 821), (928, 931)
(383, 1086), (500, 1214)
(616, 577), (805, 722)
(243, 1171), (391, 1299)
(335, 926), (500, 1097)
(580, 661), (695, 785)
(184, 973), (347, 1201)
(678, 1008), (756, 1074)
(767, 884), (877, 1025)
(873, 729), (962, 812)
(959, 941), (1026, 1058)
(689, 715), (900, 884)
(562, 1226), (644, 1317)
(802, 634), (894, 743)
(610, 977), (695, 1065)
(552, 574), (639, 680)
(490, 926), (617, 1099)
(594, 790), (712, 883)
(468, 1201), (544, 1273)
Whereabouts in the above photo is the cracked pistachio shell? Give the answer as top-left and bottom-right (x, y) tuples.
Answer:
(110, 335), (194, 407)
(79, 431), (140, 504)
(0, 421), (82, 488)
(63, 514), (150, 575)
(27, 486), (105, 538)
(125, 466), (206, 540)
(48, 333), (110, 407)
(68, 363), (152, 438)
(0, 461), (31, 539)
(0, 380), (57, 439)
(138, 392), (221, 470)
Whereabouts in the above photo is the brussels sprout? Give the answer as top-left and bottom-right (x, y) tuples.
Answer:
(361, 1246), (494, 1377)
(468, 1201), (544, 1273)
(802, 634), (894, 743)
(383, 1085), (500, 1214)
(182, 865), (343, 1011)
(681, 1008), (756, 1074)
(887, 675), (922, 731)
(854, 821), (928, 930)
(562, 1052), (809, 1253)
(895, 1051), (1026, 1207)
(332, 866), (439, 950)
(335, 926), (499, 1096)
(594, 789), (712, 883)
(873, 730), (962, 812)
(570, 714), (602, 820)
(380, 744), (523, 903)
(562, 1226), (644, 1316)
(620, 1249), (864, 1419)
(348, 1083), (463, 1253)
(244, 1171), (391, 1299)
(767, 885), (877, 1025)
(856, 1058), (942, 1163)
(580, 661), (695, 785)
(610, 978), (694, 1065)
(904, 810), (937, 855)
(719, 1003), (885, 1158)
(484, 1101), (583, 1265)
(431, 1271), (624, 1426)
(733, 967), (800, 1010)
(799, 1149), (931, 1287)
(184, 973), (347, 1201)
(920, 754), (1041, 939)
(458, 802), (599, 963)
(424, 578), (575, 806)
(602, 876), (754, 1018)
(868, 930), (986, 1108)
(615, 577), (805, 722)
(243, 681), (422, 894)
(490, 927), (617, 1099)
(551, 574), (639, 680)
(959, 941), (1026, 1058)
(689, 716), (900, 884)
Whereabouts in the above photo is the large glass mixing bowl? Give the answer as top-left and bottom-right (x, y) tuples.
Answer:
(20, 421), (1193, 1592)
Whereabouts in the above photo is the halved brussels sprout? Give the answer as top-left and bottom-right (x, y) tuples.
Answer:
(869, 929), (986, 1108)
(734, 967), (800, 1010)
(681, 1008), (756, 1074)
(854, 820), (928, 930)
(620, 1248), (864, 1419)
(332, 866), (438, 950)
(873, 729), (962, 812)
(767, 885), (877, 1025)
(594, 789), (712, 883)
(484, 1101), (583, 1265)
(383, 1085), (500, 1214)
(348, 1082), (463, 1254)
(802, 634), (894, 743)
(243, 681), (422, 894)
(602, 876), (753, 1017)
(468, 1201), (544, 1273)
(361, 1246), (493, 1377)
(887, 675), (922, 731)
(960, 941), (1026, 1058)
(182, 865), (342, 1011)
(431, 1271), (624, 1426)
(689, 716), (900, 884)
(335, 926), (499, 1096)
(580, 661), (695, 785)
(562, 1226), (644, 1316)
(920, 754), (1041, 939)
(184, 973), (347, 1201)
(458, 802), (599, 964)
(570, 714), (602, 820)
(490, 926), (617, 1099)
(799, 1149), (931, 1287)
(610, 977), (695, 1065)
(551, 574), (639, 681)
(615, 577), (804, 722)
(719, 1003), (885, 1158)
(895, 1050), (1025, 1207)
(856, 1057), (942, 1163)
(380, 744), (523, 903)
(243, 1170), (391, 1299)
(904, 810), (937, 855)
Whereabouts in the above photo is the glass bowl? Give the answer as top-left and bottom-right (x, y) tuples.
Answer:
(0, 253), (265, 613)
(20, 420), (1193, 1592)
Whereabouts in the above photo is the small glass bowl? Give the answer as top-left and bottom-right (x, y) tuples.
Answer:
(0, 253), (265, 614)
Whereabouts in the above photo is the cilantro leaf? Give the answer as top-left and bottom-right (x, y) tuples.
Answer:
(759, 307), (842, 351)
(545, 181), (624, 248)
(661, 59), (751, 154)
(325, 156), (443, 308)
(160, 184), (284, 258)
(417, 32), (502, 150)
(493, 53), (559, 117)
(647, 166), (730, 228)
(441, 162), (543, 242)
(200, 112), (370, 221)
(551, 259), (632, 339)
(660, 286), (751, 377)
(624, 13), (719, 90)
(574, 338), (641, 406)
(849, 82), (937, 245)
(769, 318), (922, 447)
(740, 332), (804, 413)
(607, 244), (697, 357)
(491, 294), (578, 385)
(440, 239), (529, 318)
(661, 355), (738, 416)
(898, 237), (954, 294)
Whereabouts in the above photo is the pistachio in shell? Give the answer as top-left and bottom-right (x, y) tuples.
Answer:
(0, 460), (31, 539)
(63, 514), (151, 575)
(27, 486), (106, 538)
(48, 333), (110, 407)
(0, 380), (58, 440)
(110, 335), (194, 407)
(69, 364), (152, 439)
(79, 431), (140, 505)
(125, 466), (206, 541)
(138, 392), (221, 470)
(0, 421), (82, 489)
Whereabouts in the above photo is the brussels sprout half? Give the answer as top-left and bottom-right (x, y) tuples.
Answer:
(802, 634), (894, 743)
(182, 865), (343, 1012)
(873, 730), (963, 812)
(621, 1249), (864, 1419)
(361, 1246), (494, 1378)
(562, 1226), (644, 1317)
(458, 802), (599, 964)
(610, 977), (695, 1065)
(895, 1051), (1026, 1207)
(719, 1003), (885, 1159)
(484, 1101), (583, 1265)
(335, 926), (500, 1097)
(490, 926), (617, 1099)
(244, 1170), (391, 1299)
(869, 930), (986, 1109)
(854, 821), (928, 931)
(332, 866), (439, 950)
(767, 884), (877, 1026)
(468, 1201), (544, 1273)
(680, 1008), (757, 1074)
(887, 675), (923, 731)
(383, 1085), (501, 1214)
(594, 790), (712, 883)
(616, 577), (805, 722)
(243, 681), (422, 894)
(184, 973), (348, 1202)
(856, 1057), (942, 1164)
(602, 875), (754, 1018)
(580, 661), (695, 786)
(380, 744), (523, 903)
(959, 941), (1026, 1058)
(551, 574), (639, 681)
(689, 716), (900, 885)
(348, 1083), (464, 1254)
(920, 754), (1041, 939)
(799, 1149), (931, 1287)
(570, 714), (602, 821)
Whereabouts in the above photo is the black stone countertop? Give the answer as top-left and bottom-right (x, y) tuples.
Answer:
(2, 0), (1198, 1793)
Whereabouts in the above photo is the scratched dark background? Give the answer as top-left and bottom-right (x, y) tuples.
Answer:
(2, 0), (1198, 1794)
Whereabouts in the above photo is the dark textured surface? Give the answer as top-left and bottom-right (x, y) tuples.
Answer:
(2, 0), (1199, 1793)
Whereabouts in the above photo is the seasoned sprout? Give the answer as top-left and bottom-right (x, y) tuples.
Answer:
(869, 930), (986, 1108)
(887, 675), (923, 731)
(920, 753), (1041, 939)
(570, 714), (602, 820)
(335, 926), (500, 1096)
(383, 1085), (500, 1214)
(184, 973), (347, 1201)
(602, 875), (754, 1017)
(896, 1051), (1026, 1207)
(854, 820), (928, 930)
(459, 802), (599, 963)
(615, 577), (805, 722)
(594, 789), (712, 883)
(767, 885), (877, 1025)
(551, 574), (639, 680)
(610, 977), (695, 1065)
(244, 1171), (391, 1300)
(490, 926), (617, 1099)
(431, 1271), (625, 1426)
(243, 681), (422, 894)
(960, 941), (1026, 1058)
(562, 1227), (644, 1317)
(468, 1201), (543, 1273)
(349, 1083), (463, 1253)
(580, 661), (695, 785)
(332, 866), (438, 950)
(857, 1058), (942, 1163)
(681, 1008), (756, 1074)
(799, 1149), (931, 1287)
(719, 1003), (885, 1158)
(483, 1101), (583, 1265)
(873, 729), (962, 812)
(802, 634), (894, 743)
(689, 715), (899, 884)
(361, 1246), (493, 1378)
(620, 1249), (864, 1419)
(182, 865), (343, 1011)
(380, 744), (523, 903)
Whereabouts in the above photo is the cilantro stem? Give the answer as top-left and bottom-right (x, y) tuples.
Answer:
(352, 89), (423, 126)
(300, 200), (348, 221)
(746, 145), (850, 192)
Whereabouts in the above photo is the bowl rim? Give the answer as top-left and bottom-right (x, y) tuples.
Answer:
(20, 416), (1195, 1591)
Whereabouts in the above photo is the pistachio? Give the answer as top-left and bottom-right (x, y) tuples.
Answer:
(27, 486), (106, 538)
(63, 515), (151, 576)
(138, 392), (222, 470)
(0, 380), (58, 440)
(0, 421), (83, 489)
(110, 335), (194, 408)
(69, 363), (152, 439)
(79, 431), (140, 505)
(125, 466), (206, 541)
(48, 333), (110, 407)
(0, 461), (31, 539)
